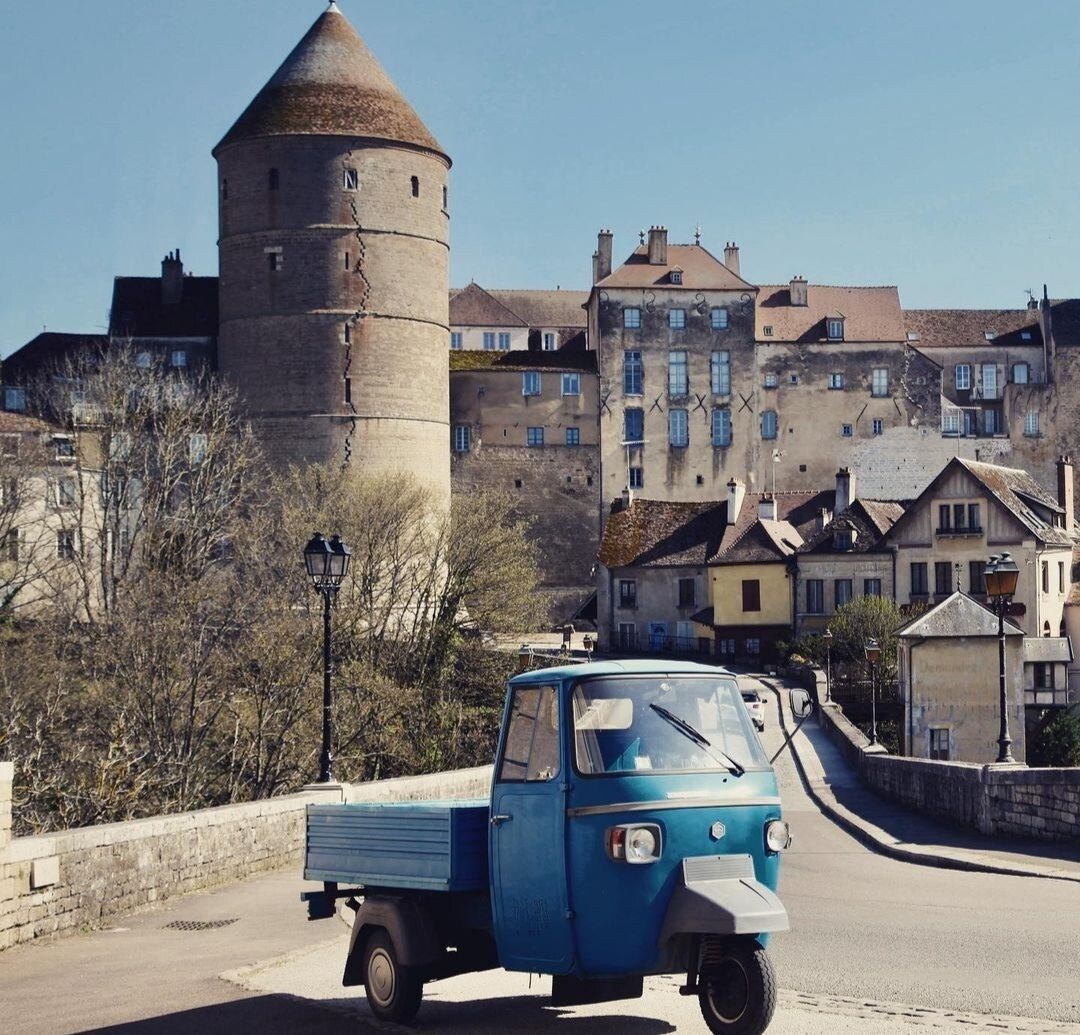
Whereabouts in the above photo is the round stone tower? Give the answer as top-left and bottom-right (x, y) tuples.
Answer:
(213, 2), (450, 498)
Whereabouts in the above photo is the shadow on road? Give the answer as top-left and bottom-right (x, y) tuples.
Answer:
(83, 992), (678, 1035)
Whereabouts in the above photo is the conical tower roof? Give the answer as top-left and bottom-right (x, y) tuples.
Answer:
(214, 3), (447, 160)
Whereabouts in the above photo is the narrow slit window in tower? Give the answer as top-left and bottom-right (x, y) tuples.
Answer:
(344, 377), (352, 404)
(344, 167), (359, 190)
(344, 323), (351, 344)
(344, 252), (350, 270)
(411, 176), (419, 197)
(443, 185), (448, 210)
(269, 167), (279, 190)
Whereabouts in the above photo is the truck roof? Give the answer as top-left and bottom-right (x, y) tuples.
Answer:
(509, 658), (735, 685)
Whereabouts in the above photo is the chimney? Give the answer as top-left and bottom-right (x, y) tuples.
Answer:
(621, 486), (634, 511)
(161, 249), (183, 306)
(790, 275), (808, 307)
(1057, 455), (1074, 532)
(835, 466), (856, 513)
(723, 242), (740, 276)
(758, 494), (777, 521)
(726, 477), (745, 526)
(647, 226), (668, 266)
(595, 229), (613, 282)
(1041, 284), (1055, 385)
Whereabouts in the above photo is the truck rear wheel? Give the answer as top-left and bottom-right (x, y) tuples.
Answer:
(698, 938), (776, 1035)
(362, 928), (423, 1024)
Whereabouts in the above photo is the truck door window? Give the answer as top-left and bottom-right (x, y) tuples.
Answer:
(498, 685), (560, 782)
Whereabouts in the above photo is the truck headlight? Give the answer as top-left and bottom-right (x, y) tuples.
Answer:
(606, 823), (662, 864)
(765, 820), (791, 852)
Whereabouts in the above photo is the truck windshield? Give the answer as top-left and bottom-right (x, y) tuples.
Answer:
(571, 675), (769, 775)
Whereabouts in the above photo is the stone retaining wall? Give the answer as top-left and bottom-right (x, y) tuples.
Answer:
(0, 762), (494, 951)
(815, 689), (1079, 842)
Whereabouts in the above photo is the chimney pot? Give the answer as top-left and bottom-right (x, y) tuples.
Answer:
(835, 466), (855, 513)
(790, 275), (808, 307)
(758, 494), (777, 521)
(595, 229), (613, 282)
(161, 250), (184, 306)
(723, 241), (740, 277)
(726, 477), (745, 526)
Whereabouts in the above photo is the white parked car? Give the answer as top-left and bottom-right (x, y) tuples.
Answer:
(741, 688), (766, 731)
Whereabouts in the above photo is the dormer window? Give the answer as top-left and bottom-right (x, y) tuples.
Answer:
(834, 528), (856, 550)
(826, 317), (845, 341)
(763, 325), (773, 337)
(984, 331), (996, 341)
(670, 267), (683, 285)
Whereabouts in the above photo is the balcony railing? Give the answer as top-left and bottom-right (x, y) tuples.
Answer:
(935, 525), (984, 537)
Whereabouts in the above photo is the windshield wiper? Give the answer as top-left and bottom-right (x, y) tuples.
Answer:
(648, 702), (745, 776)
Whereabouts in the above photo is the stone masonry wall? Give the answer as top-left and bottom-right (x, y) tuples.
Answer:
(816, 698), (1079, 841)
(0, 763), (493, 951)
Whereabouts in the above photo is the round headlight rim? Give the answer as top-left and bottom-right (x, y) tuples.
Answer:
(765, 819), (791, 853)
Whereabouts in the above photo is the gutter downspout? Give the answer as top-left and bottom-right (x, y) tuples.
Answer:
(905, 636), (926, 757)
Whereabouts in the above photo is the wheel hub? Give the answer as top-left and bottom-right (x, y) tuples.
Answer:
(368, 948), (396, 1005)
(706, 957), (750, 1023)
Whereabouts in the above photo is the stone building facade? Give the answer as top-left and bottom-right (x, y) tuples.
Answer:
(213, 3), (451, 498)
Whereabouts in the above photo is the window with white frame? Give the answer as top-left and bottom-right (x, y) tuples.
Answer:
(864, 578), (882, 597)
(623, 308), (641, 329)
(828, 372), (844, 389)
(668, 350), (688, 395)
(668, 309), (686, 330)
(450, 332), (463, 350)
(929, 728), (949, 761)
(710, 351), (730, 395)
(498, 332), (511, 351)
(623, 350), (643, 395)
(624, 407), (644, 443)
(522, 371), (541, 396)
(955, 364), (971, 390)
(1025, 410), (1040, 436)
(711, 307), (729, 330)
(171, 350), (188, 368)
(54, 437), (74, 460)
(483, 332), (496, 350)
(841, 424), (853, 438)
(712, 407), (731, 447)
(343, 167), (359, 190)
(267, 250), (283, 272)
(527, 426), (544, 447)
(981, 363), (998, 397)
(56, 476), (77, 508)
(872, 418), (884, 435)
(942, 409), (960, 435)
(561, 372), (581, 396)
(763, 372), (778, 389)
(542, 332), (557, 351)
(826, 318), (844, 340)
(565, 427), (580, 446)
(806, 579), (824, 614)
(834, 579), (853, 607)
(57, 529), (75, 560)
(669, 408), (689, 447)
(761, 410), (778, 439)
(453, 425), (470, 452)
(871, 368), (888, 396)
(1012, 363), (1029, 384)
(629, 466), (643, 489)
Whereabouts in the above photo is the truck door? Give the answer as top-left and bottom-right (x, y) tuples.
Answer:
(490, 683), (574, 973)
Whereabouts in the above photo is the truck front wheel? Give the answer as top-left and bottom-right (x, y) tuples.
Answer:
(362, 928), (423, 1024)
(698, 938), (776, 1035)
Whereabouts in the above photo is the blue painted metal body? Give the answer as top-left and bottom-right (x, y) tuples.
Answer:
(303, 660), (787, 983)
(489, 660), (784, 977)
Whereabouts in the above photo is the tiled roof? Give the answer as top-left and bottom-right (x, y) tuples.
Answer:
(449, 283), (527, 328)
(487, 290), (588, 329)
(598, 490), (834, 570)
(756, 285), (904, 343)
(2, 333), (108, 383)
(957, 458), (1071, 546)
(214, 5), (446, 159)
(801, 499), (908, 555)
(0, 411), (58, 434)
(109, 277), (218, 338)
(597, 244), (755, 292)
(896, 591), (1023, 639)
(903, 308), (1041, 349)
(448, 348), (596, 374)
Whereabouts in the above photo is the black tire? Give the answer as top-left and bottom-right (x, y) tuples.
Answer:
(698, 939), (777, 1035)
(362, 928), (423, 1024)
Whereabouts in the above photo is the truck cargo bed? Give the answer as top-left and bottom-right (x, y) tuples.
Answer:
(304, 801), (490, 891)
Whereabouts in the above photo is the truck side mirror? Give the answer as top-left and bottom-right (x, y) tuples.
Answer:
(789, 689), (813, 720)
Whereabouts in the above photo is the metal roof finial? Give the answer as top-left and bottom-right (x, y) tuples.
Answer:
(694, 224), (702, 245)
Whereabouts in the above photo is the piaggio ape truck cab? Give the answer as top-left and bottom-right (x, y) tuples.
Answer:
(302, 660), (810, 1034)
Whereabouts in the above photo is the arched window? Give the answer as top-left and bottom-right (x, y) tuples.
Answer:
(411, 175), (419, 198)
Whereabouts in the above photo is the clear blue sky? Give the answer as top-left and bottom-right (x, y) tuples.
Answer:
(3, 0), (1079, 355)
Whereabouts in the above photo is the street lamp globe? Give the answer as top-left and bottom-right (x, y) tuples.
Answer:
(984, 552), (1019, 600)
(864, 638), (881, 666)
(304, 531), (333, 589)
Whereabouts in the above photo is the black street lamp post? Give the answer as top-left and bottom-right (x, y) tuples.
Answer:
(864, 637), (881, 745)
(304, 532), (352, 783)
(984, 552), (1019, 764)
(823, 628), (833, 704)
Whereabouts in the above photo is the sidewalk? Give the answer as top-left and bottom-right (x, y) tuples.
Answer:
(757, 676), (1080, 883)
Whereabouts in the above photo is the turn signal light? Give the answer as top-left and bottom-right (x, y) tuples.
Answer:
(606, 823), (662, 864)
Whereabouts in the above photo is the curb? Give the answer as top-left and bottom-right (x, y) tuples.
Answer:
(757, 678), (1080, 884)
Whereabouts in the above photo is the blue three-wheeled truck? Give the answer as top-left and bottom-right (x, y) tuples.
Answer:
(302, 660), (808, 1034)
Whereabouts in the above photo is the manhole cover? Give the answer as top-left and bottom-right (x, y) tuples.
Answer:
(164, 918), (239, 931)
